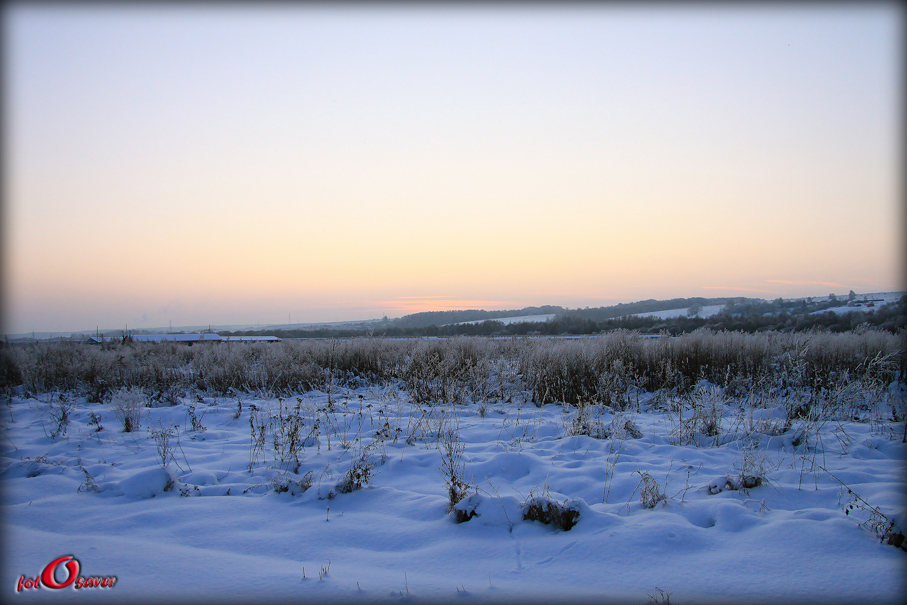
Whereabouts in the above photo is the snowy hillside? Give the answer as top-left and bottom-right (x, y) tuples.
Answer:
(451, 314), (557, 326)
(809, 292), (905, 315)
(632, 305), (725, 320)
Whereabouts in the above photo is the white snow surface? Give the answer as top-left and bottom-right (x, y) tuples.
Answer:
(810, 292), (904, 316)
(132, 334), (223, 342)
(2, 386), (905, 604)
(451, 314), (556, 326)
(632, 305), (725, 320)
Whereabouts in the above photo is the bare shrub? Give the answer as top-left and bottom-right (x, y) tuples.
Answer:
(405, 404), (452, 446)
(150, 422), (175, 467)
(78, 466), (100, 494)
(721, 445), (771, 494)
(520, 340), (597, 405)
(439, 428), (470, 511)
(602, 436), (624, 504)
(840, 488), (906, 551)
(565, 400), (609, 439)
(0, 344), (23, 392)
(403, 338), (483, 405)
(271, 399), (306, 473)
(325, 337), (408, 385)
(248, 405), (268, 471)
(667, 385), (725, 447)
(187, 405), (207, 433)
(18, 342), (96, 394)
(635, 470), (666, 509)
(823, 466), (907, 552)
(271, 470), (314, 495)
(742, 404), (790, 437)
(45, 397), (73, 439)
(608, 412), (643, 440)
(260, 342), (324, 396)
(88, 412), (103, 432)
(191, 345), (253, 394)
(336, 445), (377, 494)
(402, 342), (444, 405)
(111, 387), (145, 433)
(648, 587), (672, 604)
(522, 495), (580, 531)
(373, 410), (401, 445)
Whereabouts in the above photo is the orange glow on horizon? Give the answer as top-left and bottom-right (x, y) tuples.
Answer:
(766, 279), (847, 288)
(375, 298), (520, 315)
(701, 286), (780, 295)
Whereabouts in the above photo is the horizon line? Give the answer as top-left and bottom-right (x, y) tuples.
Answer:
(6, 288), (903, 339)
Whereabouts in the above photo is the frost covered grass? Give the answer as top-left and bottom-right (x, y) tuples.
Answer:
(1, 333), (906, 603)
(3, 329), (902, 404)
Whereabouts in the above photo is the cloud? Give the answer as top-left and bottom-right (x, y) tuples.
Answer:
(701, 286), (778, 294)
(395, 296), (457, 300)
(766, 279), (846, 288)
(377, 297), (516, 314)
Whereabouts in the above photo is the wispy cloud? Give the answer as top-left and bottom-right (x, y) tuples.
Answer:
(395, 296), (457, 300)
(702, 286), (778, 294)
(766, 279), (846, 288)
(376, 297), (517, 314)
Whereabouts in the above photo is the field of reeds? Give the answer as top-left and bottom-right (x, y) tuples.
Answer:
(2, 329), (903, 406)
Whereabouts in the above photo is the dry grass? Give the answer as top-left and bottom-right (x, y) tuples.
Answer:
(4, 331), (900, 411)
(522, 496), (581, 531)
(110, 387), (145, 433)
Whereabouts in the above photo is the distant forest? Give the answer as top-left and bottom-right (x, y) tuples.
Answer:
(388, 306), (565, 329)
(220, 295), (907, 339)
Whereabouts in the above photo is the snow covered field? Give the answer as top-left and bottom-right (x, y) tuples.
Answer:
(451, 314), (557, 326)
(810, 292), (905, 316)
(627, 292), (905, 321)
(2, 378), (905, 604)
(632, 305), (725, 320)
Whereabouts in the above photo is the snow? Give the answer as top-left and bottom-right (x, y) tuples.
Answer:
(809, 292), (904, 316)
(451, 314), (557, 326)
(129, 334), (280, 342)
(813, 306), (873, 316)
(2, 385), (905, 603)
(632, 305), (725, 320)
(630, 292), (904, 320)
(132, 334), (224, 342)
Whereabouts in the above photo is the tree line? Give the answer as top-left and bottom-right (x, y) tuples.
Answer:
(219, 295), (906, 339)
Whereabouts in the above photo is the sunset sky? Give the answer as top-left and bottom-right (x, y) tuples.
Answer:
(3, 3), (902, 334)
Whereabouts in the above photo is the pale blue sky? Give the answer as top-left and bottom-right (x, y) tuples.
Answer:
(3, 3), (902, 333)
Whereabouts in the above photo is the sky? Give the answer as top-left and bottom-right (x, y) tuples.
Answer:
(2, 3), (903, 334)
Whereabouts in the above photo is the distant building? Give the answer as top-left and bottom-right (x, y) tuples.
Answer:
(86, 334), (281, 345)
(221, 336), (282, 342)
(85, 336), (122, 345)
(131, 334), (223, 343)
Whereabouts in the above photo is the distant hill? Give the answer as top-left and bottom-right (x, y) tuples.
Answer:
(388, 306), (564, 329)
(384, 299), (751, 329)
(212, 292), (906, 339)
(558, 297), (754, 321)
(30, 292), (898, 343)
